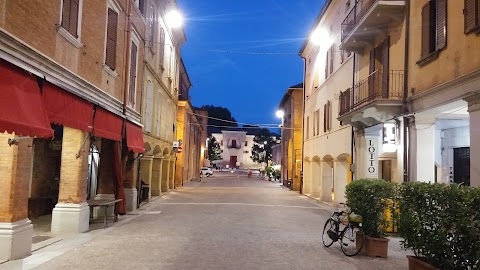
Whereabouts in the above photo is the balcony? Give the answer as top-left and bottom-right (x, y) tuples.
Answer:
(338, 70), (404, 128)
(340, 0), (406, 53)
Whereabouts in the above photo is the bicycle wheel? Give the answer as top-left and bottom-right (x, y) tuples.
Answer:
(340, 225), (364, 256)
(322, 218), (336, 247)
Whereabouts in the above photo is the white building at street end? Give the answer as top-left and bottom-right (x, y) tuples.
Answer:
(212, 130), (261, 169)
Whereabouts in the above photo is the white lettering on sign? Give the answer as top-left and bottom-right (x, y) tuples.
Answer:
(365, 137), (378, 179)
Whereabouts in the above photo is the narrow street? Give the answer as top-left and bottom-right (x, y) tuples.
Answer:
(2, 174), (409, 270)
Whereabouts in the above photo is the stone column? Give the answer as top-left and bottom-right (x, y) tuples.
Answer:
(169, 159), (175, 189)
(0, 133), (33, 260)
(321, 161), (333, 202)
(124, 153), (138, 212)
(415, 122), (437, 183)
(139, 156), (153, 201)
(94, 139), (115, 218)
(161, 158), (169, 192)
(51, 127), (90, 234)
(334, 161), (348, 206)
(467, 95), (480, 187)
(151, 157), (163, 196)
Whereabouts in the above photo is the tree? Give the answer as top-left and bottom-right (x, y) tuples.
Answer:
(200, 105), (237, 135)
(207, 135), (222, 161)
(250, 128), (277, 165)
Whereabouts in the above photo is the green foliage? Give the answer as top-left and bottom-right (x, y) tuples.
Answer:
(398, 183), (480, 269)
(345, 179), (396, 238)
(200, 105), (237, 135)
(206, 135), (222, 161)
(250, 128), (277, 164)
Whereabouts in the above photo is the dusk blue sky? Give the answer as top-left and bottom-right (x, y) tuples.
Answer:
(176, 0), (325, 128)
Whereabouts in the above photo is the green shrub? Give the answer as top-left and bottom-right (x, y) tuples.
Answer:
(399, 183), (480, 269)
(345, 179), (396, 238)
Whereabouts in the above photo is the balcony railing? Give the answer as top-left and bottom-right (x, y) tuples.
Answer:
(341, 0), (377, 42)
(341, 0), (405, 43)
(227, 144), (241, 149)
(339, 70), (404, 116)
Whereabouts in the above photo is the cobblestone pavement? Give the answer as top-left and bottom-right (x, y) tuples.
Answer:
(1, 175), (411, 270)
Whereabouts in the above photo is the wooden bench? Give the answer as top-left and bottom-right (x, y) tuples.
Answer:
(87, 199), (122, 228)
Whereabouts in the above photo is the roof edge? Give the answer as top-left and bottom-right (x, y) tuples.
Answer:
(298, 0), (333, 56)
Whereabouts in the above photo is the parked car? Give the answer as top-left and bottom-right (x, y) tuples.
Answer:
(201, 167), (213, 177)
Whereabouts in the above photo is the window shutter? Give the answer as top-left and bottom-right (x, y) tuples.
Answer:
(139, 0), (145, 16)
(421, 3), (431, 58)
(329, 45), (334, 74)
(325, 50), (329, 79)
(69, 0), (79, 37)
(316, 110), (320, 135)
(436, 0), (447, 50)
(368, 49), (375, 99)
(159, 28), (165, 68)
(306, 116), (310, 139)
(327, 101), (331, 131)
(340, 50), (344, 64)
(62, 0), (71, 34)
(149, 8), (155, 49)
(323, 104), (327, 132)
(106, 9), (118, 70)
(129, 42), (138, 107)
(145, 82), (153, 133)
(382, 37), (390, 98)
(156, 94), (162, 136)
(478, 0), (480, 26)
(465, 0), (477, 33)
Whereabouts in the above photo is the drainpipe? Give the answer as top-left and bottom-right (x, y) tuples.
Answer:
(402, 0), (411, 182)
(299, 54), (307, 195)
(351, 53), (356, 181)
(122, 1), (132, 115)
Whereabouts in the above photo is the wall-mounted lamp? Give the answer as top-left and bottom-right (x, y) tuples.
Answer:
(133, 153), (145, 161)
(7, 138), (18, 146)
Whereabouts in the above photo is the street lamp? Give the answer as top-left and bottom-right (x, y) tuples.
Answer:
(166, 9), (184, 28)
(310, 27), (333, 50)
(275, 110), (284, 119)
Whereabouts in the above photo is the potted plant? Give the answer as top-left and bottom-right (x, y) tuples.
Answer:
(345, 179), (396, 258)
(399, 182), (480, 270)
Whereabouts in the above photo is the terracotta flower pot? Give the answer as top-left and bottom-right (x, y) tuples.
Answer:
(359, 236), (389, 258)
(407, 256), (439, 270)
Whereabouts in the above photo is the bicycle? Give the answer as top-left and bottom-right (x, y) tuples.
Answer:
(322, 205), (365, 256)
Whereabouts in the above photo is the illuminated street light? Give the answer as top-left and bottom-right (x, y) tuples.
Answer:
(166, 9), (184, 28)
(310, 28), (333, 49)
(275, 110), (284, 119)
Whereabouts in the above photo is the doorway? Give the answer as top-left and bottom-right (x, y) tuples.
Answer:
(381, 160), (392, 182)
(229, 156), (237, 169)
(453, 147), (470, 186)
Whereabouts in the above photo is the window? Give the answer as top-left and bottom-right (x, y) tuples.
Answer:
(149, 5), (155, 50)
(329, 44), (334, 74)
(465, 0), (480, 33)
(345, 0), (351, 13)
(312, 110), (316, 136)
(168, 46), (173, 81)
(245, 141), (248, 146)
(316, 109), (320, 135)
(61, 0), (80, 38)
(419, 0), (447, 62)
(105, 8), (118, 70)
(159, 28), (165, 69)
(144, 81), (153, 133)
(128, 41), (138, 107)
(323, 101), (332, 132)
(156, 93), (162, 136)
(306, 116), (310, 139)
(340, 50), (344, 64)
(325, 50), (329, 79)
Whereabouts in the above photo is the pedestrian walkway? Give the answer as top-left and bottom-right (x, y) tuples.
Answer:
(1, 176), (411, 270)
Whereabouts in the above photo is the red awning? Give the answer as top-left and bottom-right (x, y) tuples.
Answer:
(43, 82), (93, 132)
(93, 107), (123, 141)
(126, 121), (144, 153)
(0, 60), (53, 138)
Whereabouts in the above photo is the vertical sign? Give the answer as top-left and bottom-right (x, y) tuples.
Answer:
(365, 137), (379, 179)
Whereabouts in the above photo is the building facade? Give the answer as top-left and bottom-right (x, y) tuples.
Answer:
(212, 130), (261, 169)
(138, 0), (185, 205)
(0, 0), (146, 260)
(277, 83), (304, 192)
(337, 0), (408, 185)
(407, 0), (480, 186)
(300, 0), (355, 205)
(303, 0), (480, 194)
